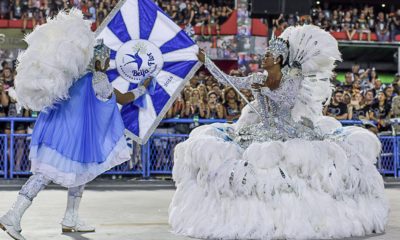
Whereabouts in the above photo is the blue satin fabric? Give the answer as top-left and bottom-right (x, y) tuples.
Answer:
(31, 72), (125, 164)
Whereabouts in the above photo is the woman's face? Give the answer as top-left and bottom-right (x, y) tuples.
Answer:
(261, 51), (275, 69)
(208, 94), (217, 104)
(192, 90), (200, 100)
(385, 87), (394, 97)
(227, 89), (236, 99)
(378, 92), (386, 102)
(183, 88), (191, 101)
(2, 69), (11, 78)
(343, 94), (351, 104)
(198, 84), (206, 92)
(353, 93), (362, 102)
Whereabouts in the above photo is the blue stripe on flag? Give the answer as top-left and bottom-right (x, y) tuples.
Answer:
(110, 50), (116, 60)
(128, 83), (139, 91)
(150, 83), (170, 115)
(106, 69), (119, 82)
(159, 30), (195, 54)
(162, 61), (197, 79)
(107, 11), (131, 43)
(138, 0), (158, 40)
(121, 103), (140, 136)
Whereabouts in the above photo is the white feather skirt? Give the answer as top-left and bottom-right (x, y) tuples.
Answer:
(169, 118), (389, 239)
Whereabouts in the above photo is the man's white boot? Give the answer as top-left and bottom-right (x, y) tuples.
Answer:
(0, 195), (31, 240)
(61, 186), (95, 233)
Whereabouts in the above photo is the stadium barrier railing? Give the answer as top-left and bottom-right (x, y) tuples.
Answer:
(0, 117), (398, 179)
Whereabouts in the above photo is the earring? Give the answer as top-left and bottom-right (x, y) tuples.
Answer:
(273, 61), (277, 64)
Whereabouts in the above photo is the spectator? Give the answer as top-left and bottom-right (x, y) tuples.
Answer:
(330, 71), (341, 87)
(324, 90), (348, 120)
(199, 5), (210, 39)
(390, 9), (400, 41)
(384, 85), (395, 106)
(206, 91), (224, 119)
(342, 11), (356, 40)
(341, 72), (353, 91)
(182, 2), (195, 26)
(197, 83), (208, 101)
(189, 76), (198, 88)
(342, 91), (352, 105)
(348, 92), (369, 120)
(372, 79), (383, 96)
(369, 91), (391, 131)
(359, 68), (372, 90)
(375, 12), (390, 42)
(84, 0), (96, 23)
(0, 0), (10, 19)
(218, 6), (232, 25)
(223, 87), (242, 121)
(391, 95), (400, 118)
(96, 1), (107, 27)
(356, 12), (371, 41)
(210, 6), (220, 37)
(181, 88), (206, 119)
(182, 85), (192, 102)
(21, 0), (36, 33)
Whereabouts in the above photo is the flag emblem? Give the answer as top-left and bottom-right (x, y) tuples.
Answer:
(96, 0), (201, 144)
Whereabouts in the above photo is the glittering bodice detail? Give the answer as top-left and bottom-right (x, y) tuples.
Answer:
(205, 57), (322, 148)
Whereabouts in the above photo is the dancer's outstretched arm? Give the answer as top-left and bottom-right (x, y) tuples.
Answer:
(198, 49), (252, 89)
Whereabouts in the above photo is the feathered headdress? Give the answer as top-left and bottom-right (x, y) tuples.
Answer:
(267, 33), (289, 65)
(279, 25), (342, 124)
(15, 9), (95, 111)
(87, 39), (111, 72)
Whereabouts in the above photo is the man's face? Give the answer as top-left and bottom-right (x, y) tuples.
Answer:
(334, 92), (343, 103)
(345, 73), (352, 84)
(365, 91), (374, 101)
(375, 80), (382, 89)
(353, 80), (361, 89)
(189, 77), (198, 86)
(352, 65), (360, 74)
(3, 69), (11, 78)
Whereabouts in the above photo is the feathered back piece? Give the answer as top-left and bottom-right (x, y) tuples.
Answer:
(15, 9), (95, 111)
(279, 25), (342, 123)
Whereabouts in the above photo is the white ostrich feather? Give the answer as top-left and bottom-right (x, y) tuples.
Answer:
(15, 9), (95, 111)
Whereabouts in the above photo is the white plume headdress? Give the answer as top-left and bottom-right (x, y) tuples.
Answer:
(278, 25), (342, 123)
(15, 9), (95, 111)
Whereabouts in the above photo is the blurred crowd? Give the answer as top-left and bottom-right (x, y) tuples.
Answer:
(273, 3), (400, 42)
(156, 0), (233, 38)
(163, 69), (252, 132)
(0, 0), (234, 34)
(325, 65), (400, 134)
(162, 63), (400, 135)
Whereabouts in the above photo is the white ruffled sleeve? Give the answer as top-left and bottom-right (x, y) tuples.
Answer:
(205, 56), (252, 89)
(92, 71), (114, 101)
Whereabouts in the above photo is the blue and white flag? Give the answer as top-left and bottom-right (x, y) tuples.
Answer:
(96, 0), (201, 144)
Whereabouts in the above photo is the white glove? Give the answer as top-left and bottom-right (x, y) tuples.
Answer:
(130, 85), (147, 99)
(251, 71), (268, 84)
(7, 87), (18, 101)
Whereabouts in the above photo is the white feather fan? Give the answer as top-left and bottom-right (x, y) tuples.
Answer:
(280, 25), (342, 123)
(15, 9), (95, 111)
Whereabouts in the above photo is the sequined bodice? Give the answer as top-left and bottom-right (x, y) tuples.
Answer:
(205, 57), (321, 147)
(260, 72), (301, 128)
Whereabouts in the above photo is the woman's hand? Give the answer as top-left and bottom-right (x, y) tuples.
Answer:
(251, 83), (263, 90)
(197, 49), (206, 63)
(143, 76), (153, 88)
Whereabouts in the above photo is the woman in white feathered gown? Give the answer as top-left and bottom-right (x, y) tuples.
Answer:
(169, 25), (389, 239)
